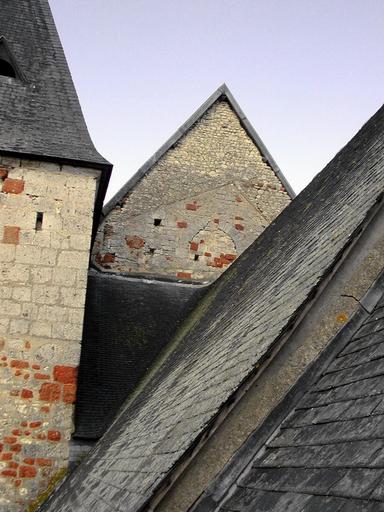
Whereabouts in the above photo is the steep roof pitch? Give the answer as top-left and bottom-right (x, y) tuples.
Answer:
(103, 84), (295, 217)
(0, 0), (110, 169)
(40, 102), (384, 512)
(191, 272), (384, 511)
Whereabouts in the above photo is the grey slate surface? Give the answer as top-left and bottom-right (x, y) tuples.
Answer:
(0, 0), (109, 167)
(195, 282), (384, 512)
(75, 269), (208, 439)
(40, 103), (384, 512)
(103, 83), (295, 217)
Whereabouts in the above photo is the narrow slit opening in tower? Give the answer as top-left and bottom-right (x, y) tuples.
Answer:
(35, 212), (43, 231)
(154, 219), (162, 226)
(194, 254), (199, 261)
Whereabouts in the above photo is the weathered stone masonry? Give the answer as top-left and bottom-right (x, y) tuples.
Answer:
(94, 100), (291, 281)
(0, 156), (98, 511)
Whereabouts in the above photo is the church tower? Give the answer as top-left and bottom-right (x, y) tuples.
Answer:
(0, 1), (111, 510)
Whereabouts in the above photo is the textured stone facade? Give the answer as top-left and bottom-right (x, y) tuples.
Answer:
(94, 100), (291, 281)
(0, 156), (98, 511)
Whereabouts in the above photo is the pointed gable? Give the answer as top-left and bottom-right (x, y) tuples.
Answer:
(0, 0), (109, 168)
(104, 84), (294, 218)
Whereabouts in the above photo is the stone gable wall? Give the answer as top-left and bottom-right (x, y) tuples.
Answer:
(94, 100), (291, 281)
(0, 156), (98, 511)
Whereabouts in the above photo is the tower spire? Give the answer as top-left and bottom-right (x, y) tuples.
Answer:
(0, 0), (109, 168)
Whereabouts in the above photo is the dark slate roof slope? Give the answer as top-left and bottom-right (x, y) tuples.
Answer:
(0, 0), (110, 168)
(103, 83), (295, 216)
(40, 103), (384, 512)
(75, 270), (208, 439)
(195, 276), (384, 512)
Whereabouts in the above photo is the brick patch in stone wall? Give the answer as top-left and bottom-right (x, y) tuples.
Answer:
(2, 178), (25, 194)
(3, 226), (20, 245)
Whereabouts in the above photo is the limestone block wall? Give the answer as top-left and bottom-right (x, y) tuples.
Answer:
(0, 156), (98, 512)
(95, 181), (288, 281)
(94, 99), (291, 281)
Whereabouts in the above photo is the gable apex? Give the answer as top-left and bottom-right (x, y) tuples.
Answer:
(103, 84), (295, 217)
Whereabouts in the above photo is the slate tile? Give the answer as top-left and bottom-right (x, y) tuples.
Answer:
(244, 467), (345, 495)
(329, 468), (384, 499)
(352, 318), (384, 341)
(341, 332), (384, 356)
(299, 495), (347, 511)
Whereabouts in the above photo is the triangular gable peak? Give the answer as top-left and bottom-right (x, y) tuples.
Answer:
(95, 85), (293, 281)
(103, 84), (295, 218)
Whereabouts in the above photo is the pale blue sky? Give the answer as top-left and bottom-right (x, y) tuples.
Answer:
(50, 0), (384, 201)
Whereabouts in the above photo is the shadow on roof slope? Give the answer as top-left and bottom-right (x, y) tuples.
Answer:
(40, 102), (384, 512)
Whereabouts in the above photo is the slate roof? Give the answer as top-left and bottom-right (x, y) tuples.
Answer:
(103, 83), (295, 217)
(0, 0), (111, 230)
(40, 102), (384, 512)
(75, 270), (208, 439)
(191, 272), (384, 512)
(0, 0), (110, 168)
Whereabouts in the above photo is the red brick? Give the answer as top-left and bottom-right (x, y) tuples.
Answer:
(20, 422), (28, 427)
(34, 373), (50, 380)
(0, 167), (8, 179)
(23, 458), (35, 466)
(29, 421), (42, 429)
(39, 382), (61, 402)
(204, 252), (212, 257)
(2, 226), (20, 245)
(213, 218), (219, 224)
(32, 364), (40, 370)
(189, 242), (199, 252)
(1, 453), (12, 461)
(37, 433), (46, 440)
(10, 360), (29, 369)
(125, 235), (145, 249)
(102, 252), (115, 264)
(177, 221), (188, 228)
(235, 224), (244, 231)
(36, 458), (52, 467)
(53, 365), (77, 384)
(0, 443), (2, 452)
(225, 254), (237, 261)
(186, 203), (197, 211)
(24, 341), (31, 349)
(2, 178), (24, 194)
(8, 461), (18, 469)
(19, 466), (36, 478)
(12, 430), (22, 437)
(10, 444), (21, 453)
(47, 430), (61, 442)
(40, 406), (50, 413)
(177, 272), (192, 279)
(4, 437), (17, 445)
(2, 469), (17, 477)
(21, 389), (33, 399)
(23, 373), (30, 380)
(235, 196), (243, 202)
(63, 383), (77, 404)
(14, 479), (21, 487)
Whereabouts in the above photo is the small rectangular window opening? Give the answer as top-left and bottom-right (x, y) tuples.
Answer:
(149, 248), (155, 255)
(194, 254), (199, 261)
(35, 212), (43, 231)
(154, 219), (162, 226)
